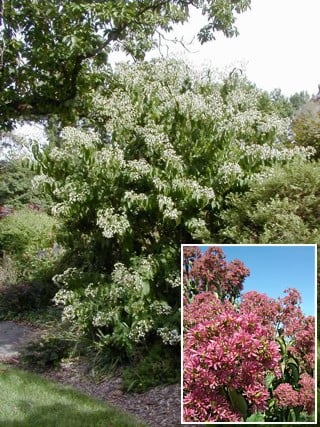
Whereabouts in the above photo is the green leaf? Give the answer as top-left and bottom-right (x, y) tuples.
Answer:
(287, 356), (299, 368)
(141, 280), (150, 296)
(275, 336), (286, 355)
(288, 407), (296, 421)
(287, 362), (300, 385)
(227, 388), (248, 420)
(265, 372), (276, 389)
(246, 412), (265, 422)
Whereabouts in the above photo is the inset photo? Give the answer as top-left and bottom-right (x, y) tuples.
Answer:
(182, 244), (317, 424)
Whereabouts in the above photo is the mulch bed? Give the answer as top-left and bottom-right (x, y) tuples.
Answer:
(41, 359), (183, 427)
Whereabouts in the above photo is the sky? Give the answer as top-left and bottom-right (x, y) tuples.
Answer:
(197, 245), (316, 316)
(110, 0), (320, 96)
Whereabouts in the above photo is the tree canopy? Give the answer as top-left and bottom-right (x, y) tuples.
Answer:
(0, 0), (251, 129)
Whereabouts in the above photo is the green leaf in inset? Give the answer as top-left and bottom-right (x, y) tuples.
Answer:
(246, 412), (265, 422)
(227, 388), (248, 420)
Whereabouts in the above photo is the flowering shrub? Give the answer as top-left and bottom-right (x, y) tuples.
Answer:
(52, 254), (180, 356)
(183, 246), (315, 423)
(32, 60), (314, 383)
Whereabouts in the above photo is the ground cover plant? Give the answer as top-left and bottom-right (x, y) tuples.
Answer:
(183, 246), (315, 423)
(0, 363), (146, 427)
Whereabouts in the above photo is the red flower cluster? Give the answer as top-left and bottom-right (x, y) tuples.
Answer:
(183, 291), (229, 329)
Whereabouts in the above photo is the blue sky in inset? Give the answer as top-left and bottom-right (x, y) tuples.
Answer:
(198, 245), (316, 316)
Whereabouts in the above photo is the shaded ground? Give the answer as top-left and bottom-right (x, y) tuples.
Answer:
(0, 321), (40, 361)
(0, 321), (186, 426)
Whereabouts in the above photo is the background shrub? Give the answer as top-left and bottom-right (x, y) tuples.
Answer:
(0, 281), (58, 320)
(219, 160), (320, 244)
(0, 208), (62, 317)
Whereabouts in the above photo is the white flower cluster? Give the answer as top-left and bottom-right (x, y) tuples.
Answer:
(152, 176), (167, 192)
(257, 115), (290, 138)
(32, 174), (54, 190)
(139, 125), (170, 156)
(51, 202), (69, 217)
(96, 208), (130, 239)
(113, 60), (226, 130)
(128, 319), (154, 343)
(185, 217), (210, 240)
(115, 60), (196, 99)
(175, 92), (219, 120)
(52, 182), (90, 209)
(52, 267), (81, 287)
(92, 310), (114, 327)
(123, 191), (148, 212)
(137, 256), (155, 279)
(240, 143), (315, 162)
(250, 169), (275, 184)
(225, 85), (260, 111)
(84, 283), (98, 298)
(172, 178), (215, 204)
(285, 145), (316, 159)
(111, 262), (143, 293)
(157, 195), (180, 221)
(67, 187), (90, 205)
(96, 145), (126, 170)
(150, 300), (172, 316)
(157, 327), (181, 345)
(218, 162), (243, 182)
(94, 90), (137, 133)
(228, 110), (260, 135)
(126, 159), (151, 181)
(109, 284), (128, 300)
(166, 273), (181, 288)
(48, 147), (70, 162)
(162, 146), (184, 173)
(62, 305), (77, 322)
(60, 127), (99, 152)
(52, 289), (75, 306)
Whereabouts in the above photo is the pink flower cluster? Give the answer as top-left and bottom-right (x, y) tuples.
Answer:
(183, 247), (315, 422)
(273, 373), (315, 415)
(298, 373), (315, 414)
(273, 383), (300, 408)
(241, 288), (315, 374)
(183, 246), (250, 300)
(183, 291), (228, 329)
(183, 298), (281, 422)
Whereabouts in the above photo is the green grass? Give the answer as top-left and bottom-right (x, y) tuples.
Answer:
(0, 364), (147, 427)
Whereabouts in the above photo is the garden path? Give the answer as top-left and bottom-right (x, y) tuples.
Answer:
(0, 320), (39, 361)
